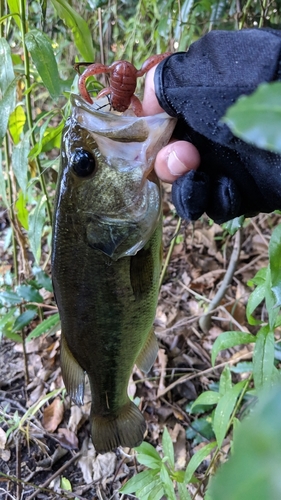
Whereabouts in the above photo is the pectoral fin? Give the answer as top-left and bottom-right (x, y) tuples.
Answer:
(61, 332), (85, 406)
(136, 328), (158, 373)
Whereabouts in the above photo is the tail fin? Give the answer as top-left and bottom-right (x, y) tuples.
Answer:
(91, 401), (146, 453)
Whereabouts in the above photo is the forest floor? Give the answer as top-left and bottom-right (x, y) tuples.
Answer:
(0, 183), (277, 499)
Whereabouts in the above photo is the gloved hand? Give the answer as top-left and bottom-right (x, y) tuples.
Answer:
(152, 29), (281, 224)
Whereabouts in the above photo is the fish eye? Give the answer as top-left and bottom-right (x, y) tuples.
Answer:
(71, 148), (96, 177)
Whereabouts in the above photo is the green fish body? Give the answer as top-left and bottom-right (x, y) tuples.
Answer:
(52, 96), (175, 453)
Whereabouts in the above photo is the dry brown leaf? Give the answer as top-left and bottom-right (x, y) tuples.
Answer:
(93, 451), (116, 485)
(27, 382), (45, 407)
(0, 428), (7, 449)
(157, 348), (167, 397)
(42, 397), (64, 432)
(56, 428), (79, 450)
(170, 423), (187, 470)
(0, 449), (11, 462)
(128, 373), (137, 399)
(68, 405), (86, 433)
(79, 437), (96, 483)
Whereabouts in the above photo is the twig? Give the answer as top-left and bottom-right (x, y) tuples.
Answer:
(26, 451), (82, 500)
(16, 437), (22, 500)
(199, 229), (241, 333)
(155, 348), (252, 399)
(159, 217), (182, 288)
(250, 218), (269, 247)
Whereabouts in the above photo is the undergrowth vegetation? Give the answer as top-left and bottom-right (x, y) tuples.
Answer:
(1, 0), (281, 499)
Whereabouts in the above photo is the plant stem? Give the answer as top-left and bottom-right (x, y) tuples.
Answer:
(19, 0), (52, 225)
(238, 0), (252, 28)
(4, 136), (19, 282)
(159, 216), (182, 288)
(0, 0), (4, 36)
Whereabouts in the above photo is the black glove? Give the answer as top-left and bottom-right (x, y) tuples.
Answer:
(154, 29), (281, 224)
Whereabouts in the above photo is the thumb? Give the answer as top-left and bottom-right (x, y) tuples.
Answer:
(154, 141), (201, 183)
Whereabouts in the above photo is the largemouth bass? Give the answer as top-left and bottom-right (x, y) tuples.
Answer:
(52, 95), (176, 453)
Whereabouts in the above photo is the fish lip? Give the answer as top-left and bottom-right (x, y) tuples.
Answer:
(71, 93), (170, 120)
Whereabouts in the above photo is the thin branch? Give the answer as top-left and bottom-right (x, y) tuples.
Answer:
(199, 229), (241, 333)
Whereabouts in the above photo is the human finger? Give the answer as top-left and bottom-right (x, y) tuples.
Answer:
(154, 140), (200, 183)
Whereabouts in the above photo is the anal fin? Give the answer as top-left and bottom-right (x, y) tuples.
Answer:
(136, 328), (158, 373)
(61, 332), (85, 406)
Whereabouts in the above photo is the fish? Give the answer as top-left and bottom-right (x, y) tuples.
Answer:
(52, 94), (176, 453)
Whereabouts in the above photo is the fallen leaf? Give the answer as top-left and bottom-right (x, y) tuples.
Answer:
(78, 437), (96, 483)
(0, 449), (11, 461)
(128, 373), (137, 399)
(170, 423), (187, 470)
(56, 428), (79, 450)
(0, 428), (7, 449)
(42, 397), (64, 432)
(93, 451), (117, 487)
(68, 405), (86, 434)
(157, 348), (167, 397)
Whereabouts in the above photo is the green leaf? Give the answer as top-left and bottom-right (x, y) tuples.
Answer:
(0, 38), (15, 93)
(136, 453), (162, 469)
(146, 480), (165, 500)
(2, 329), (22, 342)
(50, 0), (95, 61)
(33, 267), (53, 292)
(0, 38), (16, 144)
(246, 282), (266, 325)
(29, 120), (64, 160)
(186, 417), (215, 444)
(184, 442), (217, 483)
(19, 388), (62, 426)
(25, 313), (60, 341)
(0, 77), (17, 144)
(60, 477), (72, 491)
(0, 307), (17, 330)
(12, 309), (37, 332)
(213, 381), (246, 448)
(28, 196), (46, 264)
(0, 150), (8, 207)
(253, 326), (275, 391)
(222, 216), (245, 235)
(8, 105), (26, 144)
(0, 290), (21, 306)
(135, 441), (162, 461)
(16, 284), (43, 303)
(264, 268), (279, 330)
(212, 331), (255, 366)
(178, 482), (192, 500)
(223, 82), (281, 153)
(219, 366), (232, 396)
(247, 267), (267, 287)
(25, 30), (62, 99)
(12, 134), (30, 194)
(191, 391), (220, 411)
(269, 224), (281, 306)
(6, 0), (22, 29)
(15, 191), (29, 230)
(162, 427), (174, 468)
(160, 464), (177, 500)
(121, 469), (159, 494)
(208, 386), (281, 500)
